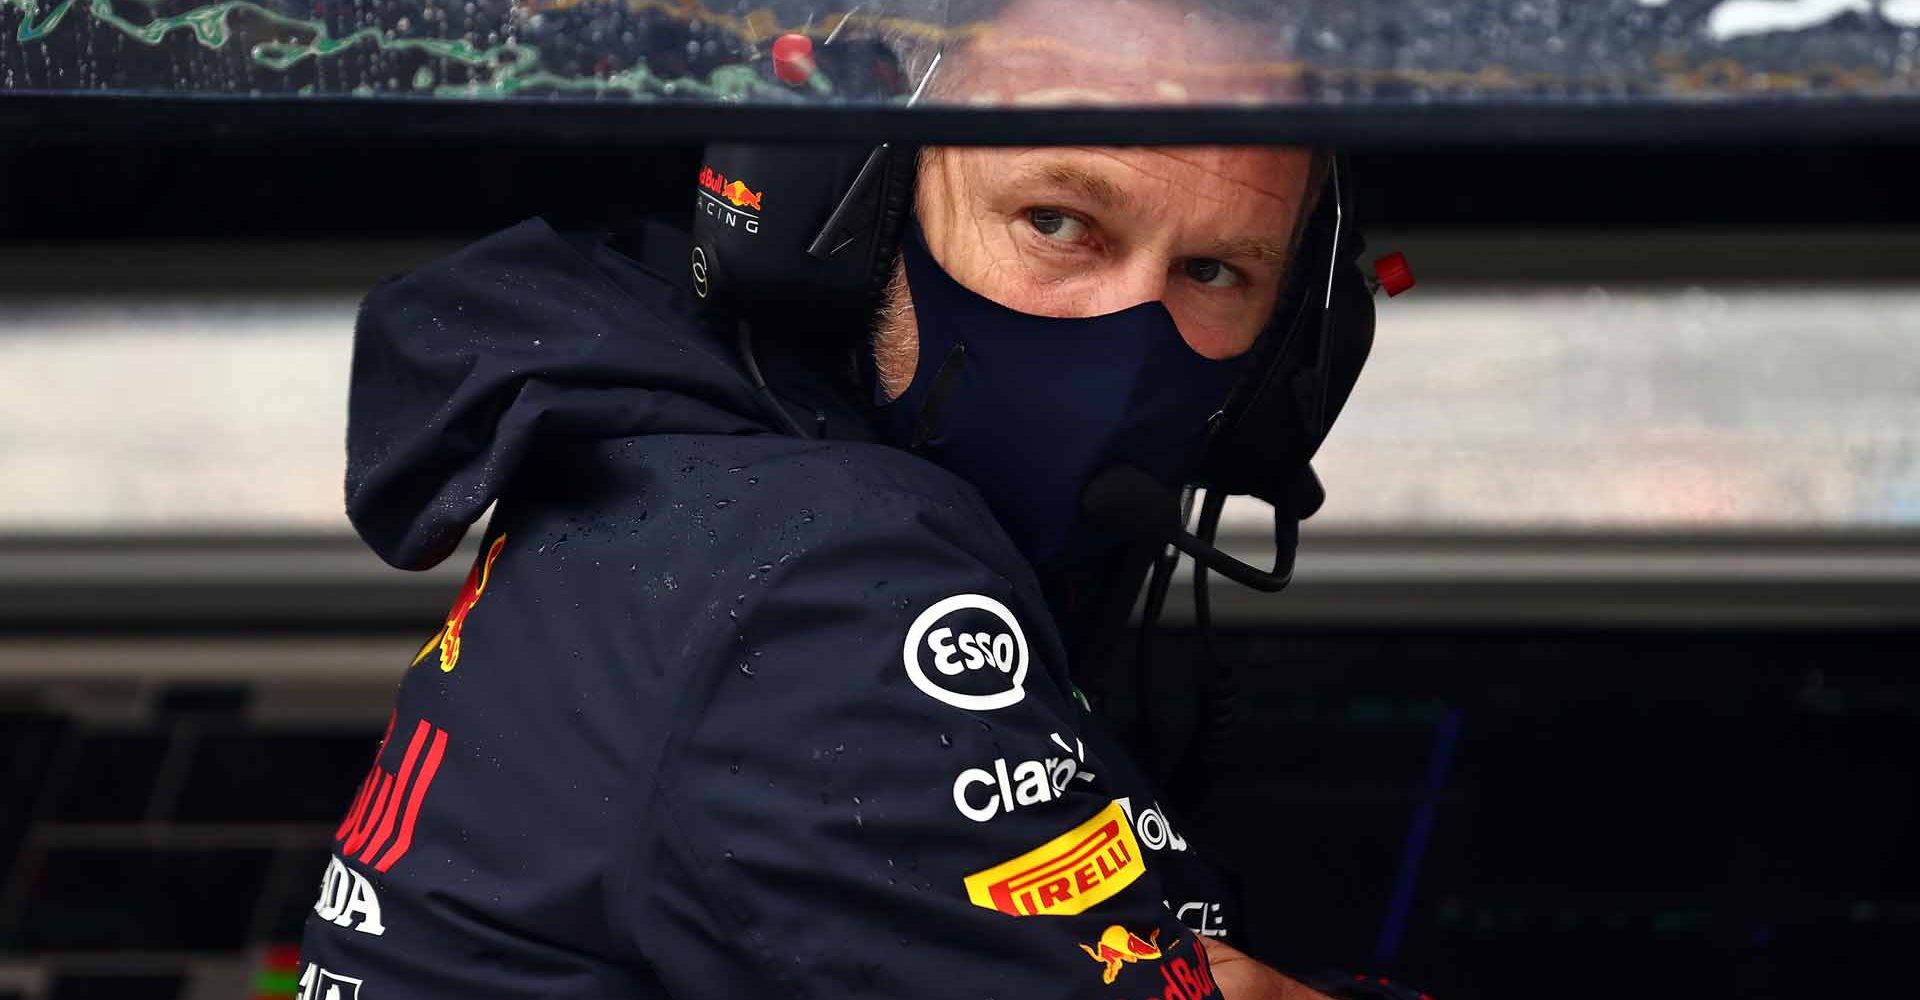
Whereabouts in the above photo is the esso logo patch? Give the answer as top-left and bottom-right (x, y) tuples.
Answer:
(903, 594), (1030, 711)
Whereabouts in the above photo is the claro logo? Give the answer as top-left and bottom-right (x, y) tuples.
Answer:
(903, 594), (1030, 712)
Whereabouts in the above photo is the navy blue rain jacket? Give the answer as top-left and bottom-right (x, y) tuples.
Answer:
(298, 218), (1241, 1000)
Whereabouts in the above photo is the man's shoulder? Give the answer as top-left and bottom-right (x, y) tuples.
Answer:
(505, 431), (1022, 597)
(708, 436), (1016, 560)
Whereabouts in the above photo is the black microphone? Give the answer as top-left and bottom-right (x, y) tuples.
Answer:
(1082, 466), (1299, 593)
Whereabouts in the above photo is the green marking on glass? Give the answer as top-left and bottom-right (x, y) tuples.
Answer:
(11, 0), (80, 41)
(3, 0), (822, 100)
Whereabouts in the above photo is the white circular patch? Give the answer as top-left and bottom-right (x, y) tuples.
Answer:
(902, 594), (1030, 712)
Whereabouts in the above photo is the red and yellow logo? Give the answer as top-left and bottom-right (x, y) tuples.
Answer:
(962, 799), (1145, 917)
(1081, 925), (1163, 984)
(698, 165), (764, 211)
(411, 534), (506, 673)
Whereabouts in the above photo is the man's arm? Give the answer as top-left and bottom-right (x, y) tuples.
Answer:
(1200, 937), (1334, 1000)
(617, 478), (1229, 999)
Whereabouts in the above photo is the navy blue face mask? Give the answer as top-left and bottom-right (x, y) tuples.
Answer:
(875, 226), (1250, 569)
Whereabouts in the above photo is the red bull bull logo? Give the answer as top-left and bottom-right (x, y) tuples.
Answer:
(411, 534), (506, 673)
(1080, 925), (1162, 984)
(720, 179), (763, 210)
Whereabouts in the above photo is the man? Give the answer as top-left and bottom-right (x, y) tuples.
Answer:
(303, 2), (1392, 998)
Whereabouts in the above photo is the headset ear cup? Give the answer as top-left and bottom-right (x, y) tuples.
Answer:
(1319, 257), (1376, 433)
(1193, 159), (1374, 515)
(691, 142), (916, 323)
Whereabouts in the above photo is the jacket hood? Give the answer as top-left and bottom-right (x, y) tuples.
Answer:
(346, 218), (770, 570)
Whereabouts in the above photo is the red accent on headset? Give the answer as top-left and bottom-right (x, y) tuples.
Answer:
(1373, 251), (1415, 297)
(772, 33), (816, 85)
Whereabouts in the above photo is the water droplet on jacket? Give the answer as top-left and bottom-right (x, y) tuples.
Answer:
(853, 811), (864, 827)
(757, 563), (774, 573)
(738, 662), (756, 677)
(851, 794), (860, 805)
(723, 849), (735, 860)
(747, 477), (759, 485)
(729, 758), (741, 774)
(939, 733), (952, 748)
(834, 743), (845, 754)
(714, 499), (731, 509)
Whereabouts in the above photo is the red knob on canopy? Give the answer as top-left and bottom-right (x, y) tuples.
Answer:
(772, 33), (816, 85)
(1373, 251), (1414, 297)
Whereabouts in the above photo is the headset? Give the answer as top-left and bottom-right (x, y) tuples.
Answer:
(687, 33), (1411, 801)
(690, 130), (1398, 589)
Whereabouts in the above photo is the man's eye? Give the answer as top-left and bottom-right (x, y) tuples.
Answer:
(1026, 208), (1088, 242)
(1183, 258), (1239, 289)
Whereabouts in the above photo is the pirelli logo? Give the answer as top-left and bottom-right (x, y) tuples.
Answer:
(963, 800), (1145, 917)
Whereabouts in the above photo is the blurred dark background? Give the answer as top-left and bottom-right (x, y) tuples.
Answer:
(2, 130), (1918, 1000)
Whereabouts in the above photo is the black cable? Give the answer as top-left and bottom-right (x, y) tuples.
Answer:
(736, 320), (813, 439)
(1172, 487), (1238, 812)
(1132, 544), (1178, 757)
(1133, 485), (1200, 774)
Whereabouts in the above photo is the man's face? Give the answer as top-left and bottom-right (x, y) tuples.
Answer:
(877, 145), (1314, 397)
(873, 0), (1314, 398)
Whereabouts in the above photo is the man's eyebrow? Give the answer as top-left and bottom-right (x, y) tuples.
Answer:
(1025, 163), (1128, 210)
(1203, 236), (1292, 264)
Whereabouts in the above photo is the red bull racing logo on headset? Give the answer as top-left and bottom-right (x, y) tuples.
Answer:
(697, 165), (763, 234)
